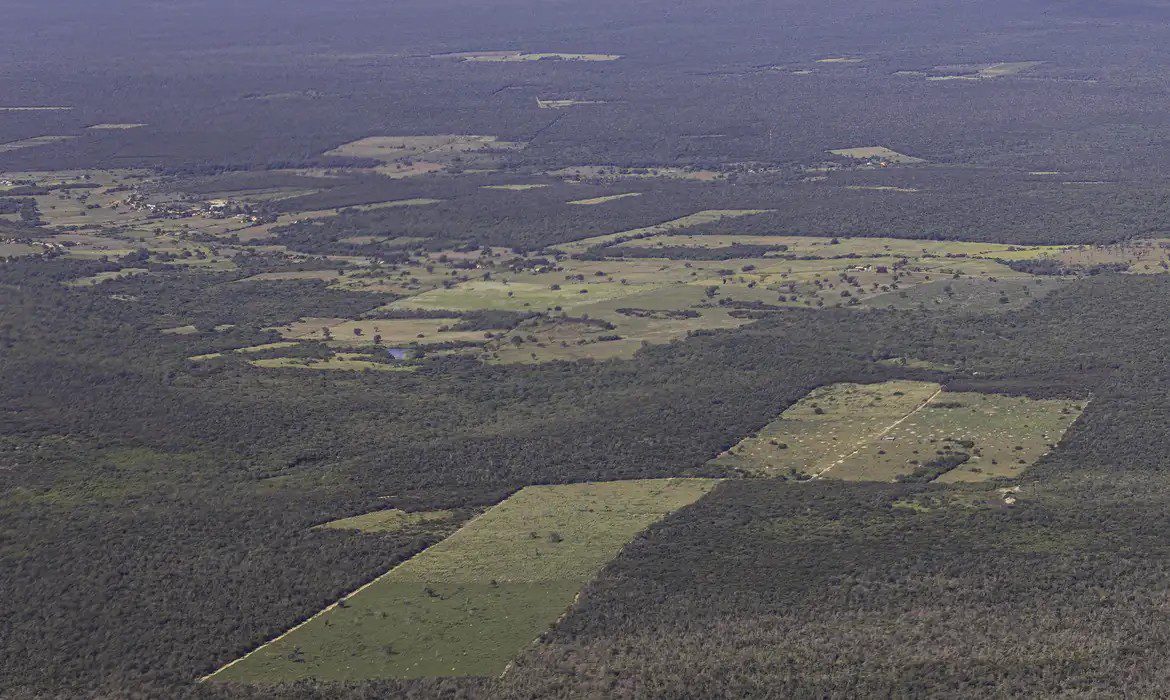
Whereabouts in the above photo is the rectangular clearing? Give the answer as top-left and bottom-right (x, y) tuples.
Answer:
(711, 381), (942, 478)
(829, 146), (924, 164)
(555, 209), (775, 253)
(832, 392), (1084, 482)
(711, 381), (1083, 482)
(206, 478), (718, 682)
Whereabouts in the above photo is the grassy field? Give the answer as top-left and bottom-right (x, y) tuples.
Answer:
(272, 317), (486, 347)
(555, 210), (775, 253)
(315, 509), (456, 534)
(567, 192), (642, 205)
(389, 279), (644, 313)
(711, 381), (942, 478)
(712, 381), (1084, 482)
(537, 99), (606, 109)
(833, 392), (1085, 482)
(0, 135), (77, 153)
(437, 51), (621, 62)
(482, 184), (549, 191)
(63, 268), (150, 287)
(249, 355), (417, 372)
(547, 165), (724, 182)
(828, 146), (925, 164)
(0, 242), (44, 257)
(206, 479), (718, 683)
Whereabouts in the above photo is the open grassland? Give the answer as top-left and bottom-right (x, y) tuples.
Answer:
(833, 393), (1085, 482)
(985, 239), (1170, 273)
(0, 106), (73, 111)
(436, 51), (621, 62)
(555, 210), (775, 253)
(567, 192), (642, 205)
(924, 61), (1044, 81)
(272, 317), (487, 347)
(548, 165), (723, 182)
(63, 268), (150, 287)
(612, 233), (1020, 258)
(388, 279), (642, 313)
(0, 135), (78, 153)
(87, 123), (147, 130)
(712, 381), (1084, 482)
(206, 479), (718, 683)
(315, 509), (456, 534)
(249, 355), (416, 373)
(829, 146), (925, 164)
(324, 135), (524, 177)
(711, 381), (942, 478)
(0, 242), (44, 257)
(482, 184), (549, 191)
(537, 99), (606, 109)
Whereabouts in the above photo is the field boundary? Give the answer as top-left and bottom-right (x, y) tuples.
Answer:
(198, 506), (495, 682)
(811, 386), (944, 479)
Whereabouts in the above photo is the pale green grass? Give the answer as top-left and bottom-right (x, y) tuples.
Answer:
(567, 192), (642, 205)
(249, 356), (417, 372)
(482, 184), (549, 191)
(711, 381), (943, 477)
(0, 135), (77, 153)
(160, 325), (200, 336)
(834, 392), (1084, 482)
(63, 268), (149, 287)
(390, 279), (646, 313)
(555, 209), (775, 253)
(206, 479), (718, 683)
(315, 509), (456, 534)
(828, 146), (925, 164)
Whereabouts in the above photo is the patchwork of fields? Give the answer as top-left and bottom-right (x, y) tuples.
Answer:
(207, 479), (718, 683)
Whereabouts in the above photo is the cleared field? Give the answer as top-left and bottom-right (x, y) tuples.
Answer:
(326, 135), (524, 163)
(926, 61), (1043, 81)
(863, 277), (1067, 313)
(0, 242), (44, 257)
(63, 268), (150, 287)
(0, 135), (77, 153)
(548, 165), (723, 182)
(316, 509), (455, 534)
(236, 341), (302, 354)
(829, 146), (925, 164)
(484, 308), (751, 364)
(833, 392), (1084, 482)
(845, 185), (920, 193)
(437, 51), (621, 62)
(160, 325), (200, 335)
(712, 381), (1084, 482)
(983, 239), (1170, 274)
(567, 192), (642, 205)
(711, 381), (942, 478)
(0, 106), (73, 111)
(555, 209), (775, 253)
(272, 317), (486, 346)
(537, 99), (606, 109)
(611, 233), (1019, 258)
(205, 479), (718, 683)
(249, 355), (417, 372)
(389, 279), (643, 312)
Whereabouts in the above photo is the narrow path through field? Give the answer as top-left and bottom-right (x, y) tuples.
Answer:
(811, 387), (943, 480)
